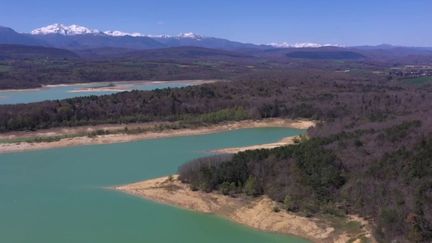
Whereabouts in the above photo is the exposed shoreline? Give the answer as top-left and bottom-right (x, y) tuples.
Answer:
(0, 79), (219, 92)
(67, 80), (218, 93)
(114, 176), (374, 243)
(0, 118), (315, 154)
(211, 135), (299, 154)
(67, 85), (131, 93)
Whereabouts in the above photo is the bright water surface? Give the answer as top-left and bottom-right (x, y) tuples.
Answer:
(0, 127), (309, 243)
(0, 81), (192, 105)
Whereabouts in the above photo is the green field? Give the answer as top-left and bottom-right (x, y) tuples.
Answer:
(0, 64), (11, 73)
(404, 76), (432, 85)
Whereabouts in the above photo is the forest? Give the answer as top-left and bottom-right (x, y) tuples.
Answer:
(0, 45), (269, 89)
(1, 55), (432, 242)
(179, 118), (432, 242)
(172, 71), (432, 242)
(177, 95), (432, 242)
(0, 68), (419, 132)
(1, 44), (428, 90)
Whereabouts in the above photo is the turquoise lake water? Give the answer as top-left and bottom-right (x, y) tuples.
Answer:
(0, 127), (309, 243)
(0, 81), (191, 105)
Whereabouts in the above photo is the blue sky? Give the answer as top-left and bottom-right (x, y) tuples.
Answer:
(1, 0), (431, 46)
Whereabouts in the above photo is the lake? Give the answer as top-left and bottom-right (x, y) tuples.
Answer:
(0, 80), (201, 105)
(0, 127), (309, 243)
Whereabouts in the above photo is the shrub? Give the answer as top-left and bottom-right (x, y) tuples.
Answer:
(244, 176), (262, 196)
(272, 206), (281, 213)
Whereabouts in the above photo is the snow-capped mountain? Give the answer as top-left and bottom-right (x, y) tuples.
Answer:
(20, 23), (343, 50)
(146, 33), (204, 39)
(145, 34), (172, 38)
(177, 32), (203, 39)
(269, 42), (341, 48)
(31, 24), (101, 35)
(104, 30), (143, 37)
(29, 24), (164, 49)
(31, 24), (206, 40)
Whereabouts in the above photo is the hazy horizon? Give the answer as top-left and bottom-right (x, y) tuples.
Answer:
(1, 0), (432, 47)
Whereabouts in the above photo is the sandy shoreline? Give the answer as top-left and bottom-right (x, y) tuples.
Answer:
(0, 119), (315, 154)
(115, 176), (373, 243)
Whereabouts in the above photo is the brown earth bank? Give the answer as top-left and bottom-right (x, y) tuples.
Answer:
(0, 118), (315, 154)
(114, 176), (375, 243)
(211, 136), (300, 154)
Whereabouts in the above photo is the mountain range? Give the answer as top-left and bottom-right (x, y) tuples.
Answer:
(1, 24), (432, 63)
(2, 23), (431, 51)
(1, 23), (361, 51)
(0, 24), (267, 51)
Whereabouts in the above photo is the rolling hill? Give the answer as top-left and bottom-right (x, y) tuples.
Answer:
(0, 44), (78, 60)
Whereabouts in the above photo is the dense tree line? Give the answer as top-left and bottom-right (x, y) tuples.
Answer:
(1, 69), (429, 132)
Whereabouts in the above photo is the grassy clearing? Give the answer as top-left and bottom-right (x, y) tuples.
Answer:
(0, 64), (11, 73)
(319, 214), (372, 243)
(403, 76), (432, 86)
